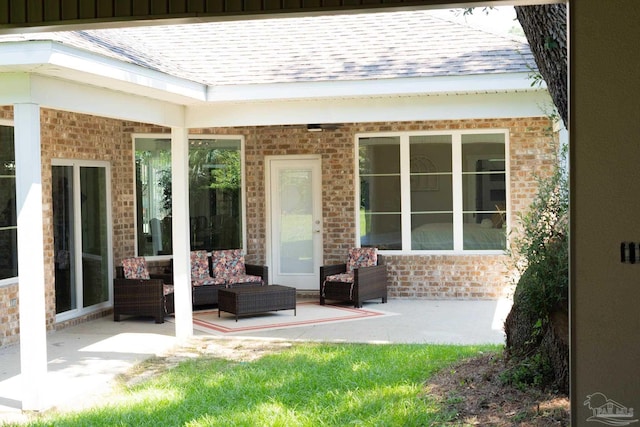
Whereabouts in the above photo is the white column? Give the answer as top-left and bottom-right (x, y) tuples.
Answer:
(171, 127), (193, 340)
(14, 103), (48, 411)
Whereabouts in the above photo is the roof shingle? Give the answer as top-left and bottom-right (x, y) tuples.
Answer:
(0, 10), (534, 86)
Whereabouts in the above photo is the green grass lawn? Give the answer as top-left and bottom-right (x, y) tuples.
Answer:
(20, 343), (499, 427)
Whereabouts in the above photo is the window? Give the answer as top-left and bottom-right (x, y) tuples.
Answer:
(359, 131), (507, 252)
(134, 136), (243, 256)
(0, 124), (17, 280)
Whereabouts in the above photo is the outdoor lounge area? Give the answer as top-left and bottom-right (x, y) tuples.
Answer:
(114, 250), (269, 323)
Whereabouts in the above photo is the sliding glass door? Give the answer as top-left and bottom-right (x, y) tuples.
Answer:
(53, 161), (112, 319)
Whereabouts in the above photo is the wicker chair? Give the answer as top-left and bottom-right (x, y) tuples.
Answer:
(113, 257), (175, 323)
(320, 247), (388, 308)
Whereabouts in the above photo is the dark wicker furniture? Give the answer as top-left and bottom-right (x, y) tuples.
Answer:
(218, 285), (296, 321)
(168, 257), (269, 307)
(320, 252), (388, 308)
(113, 266), (174, 324)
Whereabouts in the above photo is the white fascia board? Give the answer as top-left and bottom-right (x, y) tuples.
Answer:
(0, 41), (207, 102)
(206, 72), (543, 103)
(28, 74), (185, 127)
(187, 90), (553, 128)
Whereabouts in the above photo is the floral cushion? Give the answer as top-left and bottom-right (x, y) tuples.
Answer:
(211, 249), (262, 286)
(192, 277), (225, 287)
(190, 250), (212, 280)
(347, 247), (377, 271)
(163, 284), (174, 296)
(211, 249), (246, 277)
(325, 272), (354, 283)
(227, 274), (263, 286)
(121, 257), (150, 280)
(189, 250), (225, 286)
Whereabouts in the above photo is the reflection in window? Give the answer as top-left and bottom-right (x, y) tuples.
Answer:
(410, 135), (453, 250)
(134, 137), (243, 256)
(0, 125), (17, 280)
(462, 136), (506, 250)
(358, 132), (507, 252)
(359, 137), (401, 250)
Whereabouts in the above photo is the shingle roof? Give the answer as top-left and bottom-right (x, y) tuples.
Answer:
(1, 10), (534, 86)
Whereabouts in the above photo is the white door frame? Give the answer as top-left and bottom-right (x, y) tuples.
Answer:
(265, 155), (323, 290)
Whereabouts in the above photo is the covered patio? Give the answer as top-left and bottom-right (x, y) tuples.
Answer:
(1, 10), (551, 412)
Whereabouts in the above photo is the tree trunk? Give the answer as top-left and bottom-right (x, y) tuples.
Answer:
(515, 4), (568, 128)
(541, 308), (569, 394)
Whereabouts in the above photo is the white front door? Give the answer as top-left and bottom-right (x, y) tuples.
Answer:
(267, 156), (323, 290)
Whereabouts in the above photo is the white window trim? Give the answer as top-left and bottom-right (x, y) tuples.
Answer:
(0, 119), (17, 286)
(355, 129), (510, 255)
(131, 133), (247, 259)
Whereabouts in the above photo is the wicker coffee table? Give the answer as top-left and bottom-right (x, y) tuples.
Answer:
(218, 285), (296, 321)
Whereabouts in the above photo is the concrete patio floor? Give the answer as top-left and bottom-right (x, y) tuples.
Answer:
(0, 298), (511, 423)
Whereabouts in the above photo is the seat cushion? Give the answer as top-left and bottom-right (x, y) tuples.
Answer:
(321, 275), (355, 300)
(325, 272), (354, 283)
(192, 277), (225, 287)
(121, 257), (150, 280)
(226, 274), (263, 286)
(347, 247), (378, 271)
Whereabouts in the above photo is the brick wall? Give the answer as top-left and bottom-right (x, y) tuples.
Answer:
(0, 284), (19, 347)
(0, 108), (555, 346)
(231, 118), (556, 298)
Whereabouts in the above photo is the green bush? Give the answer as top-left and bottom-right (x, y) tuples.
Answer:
(511, 144), (568, 323)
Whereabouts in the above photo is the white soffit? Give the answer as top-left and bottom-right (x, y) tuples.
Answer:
(206, 73), (544, 103)
(0, 41), (207, 104)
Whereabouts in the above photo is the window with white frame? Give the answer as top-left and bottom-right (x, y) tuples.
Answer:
(0, 124), (17, 280)
(358, 131), (507, 252)
(134, 136), (243, 256)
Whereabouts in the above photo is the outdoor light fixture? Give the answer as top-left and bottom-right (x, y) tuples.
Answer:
(306, 123), (342, 132)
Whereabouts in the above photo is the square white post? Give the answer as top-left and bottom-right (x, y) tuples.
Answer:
(14, 103), (48, 411)
(171, 127), (193, 340)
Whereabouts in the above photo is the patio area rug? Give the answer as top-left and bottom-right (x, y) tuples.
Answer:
(188, 301), (389, 333)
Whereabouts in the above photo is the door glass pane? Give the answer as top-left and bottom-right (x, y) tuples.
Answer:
(53, 166), (76, 313)
(80, 167), (109, 307)
(279, 169), (313, 274)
